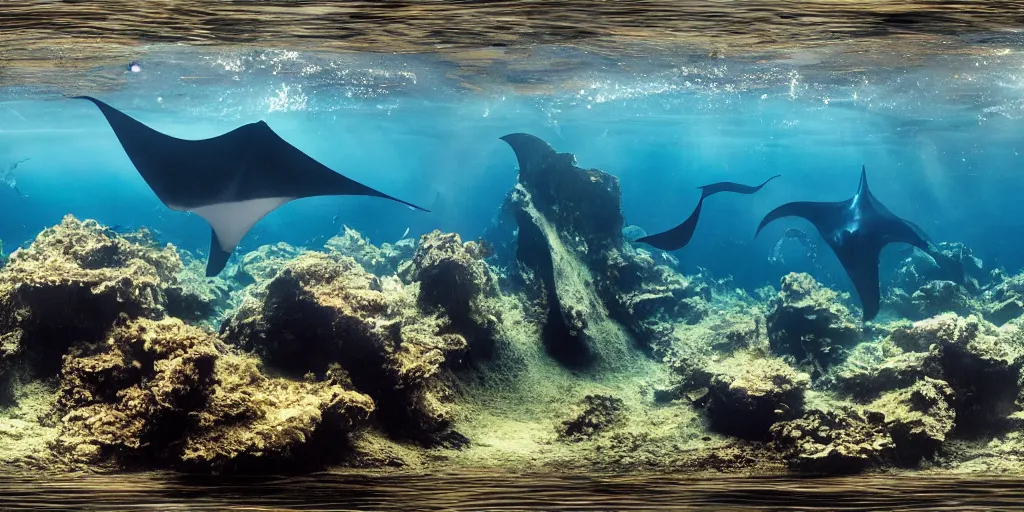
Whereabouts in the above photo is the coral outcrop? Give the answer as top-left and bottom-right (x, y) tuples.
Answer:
(766, 273), (861, 376)
(702, 352), (810, 440)
(771, 407), (893, 473)
(52, 317), (374, 472)
(0, 215), (213, 377)
(220, 251), (468, 445)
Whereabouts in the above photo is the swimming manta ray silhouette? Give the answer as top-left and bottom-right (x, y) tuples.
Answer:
(76, 96), (427, 277)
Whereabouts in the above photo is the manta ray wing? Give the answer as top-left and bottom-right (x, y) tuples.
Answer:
(756, 167), (930, 321)
(635, 197), (704, 251)
(699, 174), (781, 200)
(638, 174), (781, 252)
(76, 96), (426, 277)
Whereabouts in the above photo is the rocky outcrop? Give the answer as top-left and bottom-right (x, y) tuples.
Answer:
(52, 317), (375, 472)
(399, 231), (501, 358)
(771, 407), (893, 473)
(325, 226), (411, 277)
(557, 395), (626, 442)
(0, 215), (214, 378)
(865, 377), (955, 463)
(766, 273), (861, 377)
(500, 135), (710, 368)
(220, 252), (468, 446)
(908, 280), (979, 320)
(703, 352), (810, 440)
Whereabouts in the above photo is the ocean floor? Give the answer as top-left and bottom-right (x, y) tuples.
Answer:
(1, 139), (1024, 478)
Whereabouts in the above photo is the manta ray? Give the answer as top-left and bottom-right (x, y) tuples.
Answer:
(76, 96), (426, 277)
(755, 166), (929, 321)
(636, 175), (780, 251)
(0, 158), (30, 198)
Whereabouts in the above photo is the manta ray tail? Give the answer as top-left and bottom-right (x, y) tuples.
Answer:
(638, 175), (781, 252)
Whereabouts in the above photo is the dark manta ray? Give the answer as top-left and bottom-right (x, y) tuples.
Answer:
(755, 166), (929, 321)
(75, 96), (426, 277)
(636, 174), (780, 251)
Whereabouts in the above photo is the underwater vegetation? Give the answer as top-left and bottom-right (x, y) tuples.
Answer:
(3, 113), (1024, 479)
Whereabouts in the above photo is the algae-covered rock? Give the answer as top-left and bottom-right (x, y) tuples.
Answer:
(827, 346), (941, 401)
(892, 242), (984, 294)
(399, 230), (501, 357)
(888, 314), (1023, 435)
(52, 316), (375, 472)
(325, 226), (398, 276)
(500, 136), (709, 369)
(766, 273), (861, 376)
(908, 280), (978, 320)
(221, 251), (468, 445)
(704, 352), (810, 439)
(510, 182), (634, 367)
(865, 377), (955, 463)
(0, 215), (209, 376)
(53, 317), (220, 465)
(181, 354), (375, 472)
(770, 407), (893, 473)
(985, 272), (1024, 326)
(166, 258), (233, 324)
(557, 394), (626, 442)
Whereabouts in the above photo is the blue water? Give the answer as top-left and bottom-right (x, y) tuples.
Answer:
(2, 46), (1024, 293)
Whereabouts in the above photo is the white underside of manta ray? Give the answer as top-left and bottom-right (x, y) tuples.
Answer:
(75, 96), (427, 277)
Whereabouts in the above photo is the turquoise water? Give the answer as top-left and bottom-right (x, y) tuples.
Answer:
(3, 46), (1024, 292)
(6, 13), (1024, 509)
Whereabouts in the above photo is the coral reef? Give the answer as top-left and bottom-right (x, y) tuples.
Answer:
(4, 147), (1024, 480)
(702, 352), (810, 440)
(766, 273), (861, 376)
(0, 215), (213, 377)
(220, 251), (468, 445)
(771, 407), (893, 473)
(52, 317), (375, 472)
